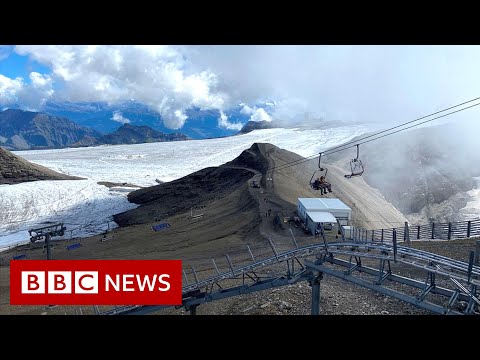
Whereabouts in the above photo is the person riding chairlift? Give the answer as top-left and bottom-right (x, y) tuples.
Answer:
(319, 176), (332, 195)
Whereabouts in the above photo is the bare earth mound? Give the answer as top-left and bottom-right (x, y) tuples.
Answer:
(0, 147), (83, 184)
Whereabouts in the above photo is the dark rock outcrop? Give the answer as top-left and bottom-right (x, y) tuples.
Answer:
(238, 120), (276, 134)
(0, 147), (82, 184)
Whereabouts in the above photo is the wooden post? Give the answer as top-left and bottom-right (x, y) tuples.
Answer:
(448, 222), (452, 240)
(431, 222), (435, 240)
(381, 229), (384, 242)
(417, 225), (420, 240)
(467, 221), (471, 238)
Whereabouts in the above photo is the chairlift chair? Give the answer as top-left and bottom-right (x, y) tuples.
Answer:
(310, 153), (328, 190)
(344, 144), (365, 179)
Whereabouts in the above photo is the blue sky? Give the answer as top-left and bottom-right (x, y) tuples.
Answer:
(0, 49), (50, 80)
(2, 45), (480, 131)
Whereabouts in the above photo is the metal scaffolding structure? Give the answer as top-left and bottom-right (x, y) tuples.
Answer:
(99, 228), (480, 316)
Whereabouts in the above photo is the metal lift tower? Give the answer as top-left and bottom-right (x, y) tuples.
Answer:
(29, 223), (66, 260)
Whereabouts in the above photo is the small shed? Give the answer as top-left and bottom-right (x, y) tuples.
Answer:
(297, 198), (352, 226)
(305, 211), (338, 235)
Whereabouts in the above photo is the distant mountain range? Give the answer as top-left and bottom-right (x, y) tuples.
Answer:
(0, 103), (356, 151)
(41, 101), (249, 139)
(0, 109), (190, 150)
(0, 109), (101, 150)
(99, 123), (189, 145)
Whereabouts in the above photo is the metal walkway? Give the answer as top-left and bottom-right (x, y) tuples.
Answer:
(100, 233), (480, 315)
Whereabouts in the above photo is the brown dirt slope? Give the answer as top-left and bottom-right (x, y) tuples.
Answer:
(113, 143), (268, 226)
(0, 147), (82, 184)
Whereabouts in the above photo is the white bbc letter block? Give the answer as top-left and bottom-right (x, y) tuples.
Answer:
(22, 271), (45, 294)
(74, 271), (99, 294)
(48, 271), (72, 294)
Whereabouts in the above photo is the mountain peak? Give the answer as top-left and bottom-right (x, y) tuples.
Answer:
(238, 120), (276, 134)
(0, 109), (101, 150)
(99, 124), (190, 145)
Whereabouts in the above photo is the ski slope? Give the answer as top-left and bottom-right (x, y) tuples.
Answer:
(1, 125), (374, 249)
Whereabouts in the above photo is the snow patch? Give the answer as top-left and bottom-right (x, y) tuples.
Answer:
(458, 177), (480, 219)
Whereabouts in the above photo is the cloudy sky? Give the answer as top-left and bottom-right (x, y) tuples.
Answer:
(1, 45), (480, 130)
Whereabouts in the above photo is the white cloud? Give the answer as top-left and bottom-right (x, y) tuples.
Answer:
(270, 98), (308, 121)
(30, 72), (52, 88)
(0, 71), (55, 110)
(218, 110), (243, 131)
(15, 72), (54, 110)
(0, 74), (23, 105)
(240, 104), (255, 116)
(241, 104), (273, 123)
(249, 108), (272, 122)
(14, 45), (229, 129)
(6, 45), (480, 129)
(111, 111), (130, 124)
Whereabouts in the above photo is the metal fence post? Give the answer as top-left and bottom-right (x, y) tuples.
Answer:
(183, 269), (190, 285)
(246, 244), (256, 261)
(475, 241), (480, 265)
(268, 237), (279, 261)
(448, 222), (452, 240)
(211, 258), (220, 275)
(191, 266), (199, 283)
(417, 225), (420, 240)
(467, 221), (471, 238)
(311, 274), (322, 315)
(393, 229), (397, 262)
(431, 222), (435, 240)
(404, 222), (410, 247)
(381, 229), (384, 242)
(225, 254), (235, 275)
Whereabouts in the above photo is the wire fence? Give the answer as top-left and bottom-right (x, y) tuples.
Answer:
(350, 219), (480, 243)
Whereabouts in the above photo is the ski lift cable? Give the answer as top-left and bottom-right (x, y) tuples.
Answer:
(277, 97), (480, 170)
(272, 100), (480, 175)
(323, 101), (480, 157)
(316, 95), (480, 157)
(272, 98), (480, 170)
(270, 97), (480, 174)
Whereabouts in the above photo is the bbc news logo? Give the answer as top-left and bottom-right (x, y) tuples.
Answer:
(10, 260), (182, 305)
(22, 271), (99, 294)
